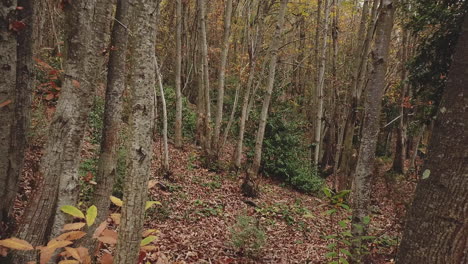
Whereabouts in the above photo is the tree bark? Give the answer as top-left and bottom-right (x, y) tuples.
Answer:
(314, 0), (330, 166)
(0, 0), (34, 224)
(174, 0), (183, 148)
(213, 0), (233, 158)
(11, 1), (98, 262)
(396, 15), (468, 264)
(83, 0), (130, 251)
(155, 57), (170, 173)
(242, 0), (289, 197)
(113, 0), (157, 263)
(350, 0), (395, 261)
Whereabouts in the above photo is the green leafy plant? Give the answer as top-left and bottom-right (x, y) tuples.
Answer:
(229, 215), (266, 257)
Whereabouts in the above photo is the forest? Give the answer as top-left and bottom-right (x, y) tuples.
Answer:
(0, 0), (467, 263)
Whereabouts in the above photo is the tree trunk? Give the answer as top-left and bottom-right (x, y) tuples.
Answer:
(11, 1), (99, 262)
(0, 0), (34, 224)
(350, 0), (395, 261)
(314, 0), (330, 166)
(396, 15), (468, 264)
(83, 0), (130, 251)
(174, 0), (183, 148)
(155, 57), (170, 173)
(233, 0), (266, 169)
(113, 0), (157, 263)
(242, 0), (289, 197)
(213, 0), (233, 157)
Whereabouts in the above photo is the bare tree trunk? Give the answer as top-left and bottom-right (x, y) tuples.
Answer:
(114, 0), (157, 263)
(11, 1), (99, 262)
(351, 0), (395, 261)
(242, 0), (289, 197)
(155, 57), (170, 172)
(314, 0), (331, 166)
(221, 82), (240, 153)
(397, 15), (468, 264)
(392, 28), (409, 174)
(83, 0), (130, 251)
(233, 0), (266, 169)
(174, 0), (183, 148)
(213, 0), (233, 157)
(0, 0), (34, 224)
(409, 124), (425, 171)
(198, 0), (212, 158)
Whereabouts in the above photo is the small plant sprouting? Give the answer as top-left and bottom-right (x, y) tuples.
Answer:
(229, 214), (266, 257)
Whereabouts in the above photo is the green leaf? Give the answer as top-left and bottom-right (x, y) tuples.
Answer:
(145, 201), (162, 210)
(324, 234), (338, 240)
(325, 252), (338, 258)
(360, 235), (376, 240)
(342, 239), (352, 246)
(60, 205), (85, 219)
(140, 235), (157, 246)
(362, 215), (371, 225)
(338, 203), (350, 210)
(323, 188), (333, 198)
(329, 261), (339, 264)
(338, 221), (347, 228)
(339, 257), (350, 264)
(86, 205), (97, 226)
(327, 243), (337, 249)
(340, 249), (352, 257)
(335, 190), (351, 198)
(325, 209), (337, 215)
(353, 224), (364, 232)
(422, 169), (431, 179)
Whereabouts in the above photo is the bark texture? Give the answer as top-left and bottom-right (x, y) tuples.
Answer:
(113, 0), (156, 263)
(396, 15), (468, 264)
(243, 0), (289, 197)
(213, 0), (233, 157)
(84, 0), (130, 250)
(174, 0), (183, 148)
(351, 0), (395, 260)
(11, 0), (97, 262)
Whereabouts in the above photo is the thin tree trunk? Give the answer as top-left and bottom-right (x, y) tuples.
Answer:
(155, 58), (170, 172)
(221, 82), (240, 153)
(233, 0), (266, 169)
(198, 0), (212, 158)
(83, 0), (130, 251)
(11, 1), (98, 262)
(351, 0), (395, 261)
(174, 0), (183, 148)
(113, 0), (157, 263)
(213, 0), (233, 157)
(397, 15), (468, 263)
(392, 28), (409, 173)
(314, 0), (331, 166)
(242, 0), (289, 197)
(409, 124), (425, 171)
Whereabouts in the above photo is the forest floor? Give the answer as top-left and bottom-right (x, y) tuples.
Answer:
(9, 136), (418, 264)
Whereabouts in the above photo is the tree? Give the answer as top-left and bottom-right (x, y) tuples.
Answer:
(396, 14), (467, 264)
(350, 0), (395, 260)
(10, 0), (108, 262)
(213, 0), (234, 158)
(113, 0), (157, 262)
(174, 0), (183, 148)
(242, 0), (289, 197)
(83, 0), (130, 250)
(0, 0), (35, 223)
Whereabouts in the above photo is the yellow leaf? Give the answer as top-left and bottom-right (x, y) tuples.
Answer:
(58, 260), (79, 264)
(0, 237), (34, 250)
(64, 247), (81, 261)
(62, 222), (86, 231)
(145, 201), (161, 210)
(55, 231), (86, 241)
(142, 229), (158, 237)
(86, 205), (97, 227)
(140, 236), (157, 247)
(110, 196), (123, 207)
(60, 205), (85, 219)
(46, 239), (73, 250)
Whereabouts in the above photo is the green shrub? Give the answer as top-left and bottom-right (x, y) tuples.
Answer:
(162, 85), (197, 141)
(229, 215), (266, 257)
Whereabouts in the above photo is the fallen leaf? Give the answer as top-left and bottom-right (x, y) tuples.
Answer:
(55, 231), (86, 241)
(62, 222), (86, 231)
(0, 237), (34, 250)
